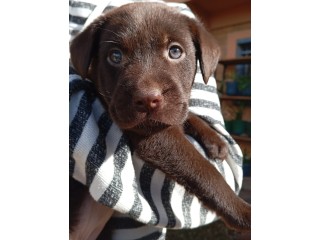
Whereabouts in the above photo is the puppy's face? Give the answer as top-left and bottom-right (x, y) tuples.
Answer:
(70, 3), (220, 132)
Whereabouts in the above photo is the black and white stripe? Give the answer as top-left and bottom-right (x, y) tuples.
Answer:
(69, 71), (244, 239)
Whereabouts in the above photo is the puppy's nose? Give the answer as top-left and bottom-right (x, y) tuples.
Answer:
(133, 90), (163, 112)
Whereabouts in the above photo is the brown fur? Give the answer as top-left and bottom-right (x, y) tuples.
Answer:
(70, 2), (250, 237)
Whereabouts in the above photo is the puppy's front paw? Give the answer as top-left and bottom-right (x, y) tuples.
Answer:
(203, 138), (228, 160)
(223, 200), (251, 231)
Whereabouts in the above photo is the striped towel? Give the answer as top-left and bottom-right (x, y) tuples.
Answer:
(69, 1), (244, 239)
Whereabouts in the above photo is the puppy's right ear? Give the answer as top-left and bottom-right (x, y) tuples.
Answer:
(188, 19), (220, 84)
(70, 19), (103, 79)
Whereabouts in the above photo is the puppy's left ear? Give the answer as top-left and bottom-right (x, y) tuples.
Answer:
(189, 20), (220, 84)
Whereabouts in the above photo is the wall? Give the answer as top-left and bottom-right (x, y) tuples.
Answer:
(209, 2), (252, 158)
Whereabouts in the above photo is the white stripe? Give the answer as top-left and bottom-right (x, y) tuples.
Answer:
(170, 183), (185, 228)
(69, 23), (83, 32)
(86, 0), (104, 5)
(231, 143), (243, 157)
(165, 2), (195, 18)
(132, 154), (153, 224)
(190, 89), (220, 105)
(113, 154), (136, 212)
(150, 169), (168, 226)
(189, 197), (201, 228)
(212, 123), (229, 136)
(91, 98), (106, 121)
(194, 74), (218, 87)
(69, 74), (82, 82)
(235, 165), (243, 190)
(205, 211), (218, 225)
(69, 6), (93, 18)
(71, 0), (103, 5)
(89, 155), (115, 200)
(89, 123), (122, 200)
(106, 0), (135, 8)
(225, 155), (243, 190)
(72, 113), (100, 184)
(105, 123), (123, 159)
(207, 76), (218, 88)
(189, 107), (224, 123)
(222, 160), (236, 191)
(82, 0), (133, 28)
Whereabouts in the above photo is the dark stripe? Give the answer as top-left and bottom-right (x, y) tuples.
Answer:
(69, 79), (96, 99)
(69, 14), (87, 26)
(106, 217), (145, 229)
(69, 66), (77, 75)
(69, 0), (96, 10)
(86, 113), (113, 186)
(234, 178), (240, 194)
(192, 82), (217, 93)
(69, 156), (75, 176)
(69, 91), (95, 154)
(223, 134), (239, 145)
(70, 29), (80, 38)
(97, 219), (165, 240)
(226, 144), (243, 166)
(98, 136), (129, 207)
(103, 6), (116, 12)
(161, 178), (176, 228)
(199, 205), (209, 225)
(182, 192), (193, 228)
(136, 230), (164, 240)
(128, 186), (143, 220)
(140, 164), (159, 225)
(189, 98), (221, 111)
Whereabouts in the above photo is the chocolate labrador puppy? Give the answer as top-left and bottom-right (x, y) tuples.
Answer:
(70, 2), (250, 236)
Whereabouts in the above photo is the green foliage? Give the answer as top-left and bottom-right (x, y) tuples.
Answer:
(236, 75), (251, 91)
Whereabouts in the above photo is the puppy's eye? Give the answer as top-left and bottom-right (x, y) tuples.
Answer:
(169, 45), (183, 59)
(108, 49), (123, 65)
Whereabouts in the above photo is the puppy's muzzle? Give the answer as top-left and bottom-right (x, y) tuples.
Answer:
(133, 89), (164, 113)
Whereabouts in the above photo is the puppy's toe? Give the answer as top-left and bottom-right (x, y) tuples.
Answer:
(217, 144), (228, 160)
(205, 141), (228, 160)
(224, 201), (251, 231)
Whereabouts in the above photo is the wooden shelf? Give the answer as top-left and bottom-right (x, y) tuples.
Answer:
(219, 95), (251, 101)
(219, 57), (251, 65)
(231, 135), (251, 142)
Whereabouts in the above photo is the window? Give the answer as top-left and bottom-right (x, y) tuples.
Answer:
(236, 38), (251, 57)
(236, 38), (251, 77)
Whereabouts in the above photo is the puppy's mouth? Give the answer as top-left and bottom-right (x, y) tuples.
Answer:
(109, 102), (188, 132)
(134, 118), (171, 133)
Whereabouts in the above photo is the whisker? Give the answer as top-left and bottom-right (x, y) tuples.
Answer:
(97, 90), (111, 99)
(100, 40), (120, 45)
(96, 28), (123, 38)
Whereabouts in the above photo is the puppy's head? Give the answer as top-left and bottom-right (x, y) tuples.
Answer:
(70, 3), (220, 132)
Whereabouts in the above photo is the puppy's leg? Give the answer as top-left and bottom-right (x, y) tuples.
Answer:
(185, 112), (228, 160)
(131, 127), (250, 231)
(70, 193), (114, 240)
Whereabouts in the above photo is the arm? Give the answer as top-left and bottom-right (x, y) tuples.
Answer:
(185, 112), (228, 160)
